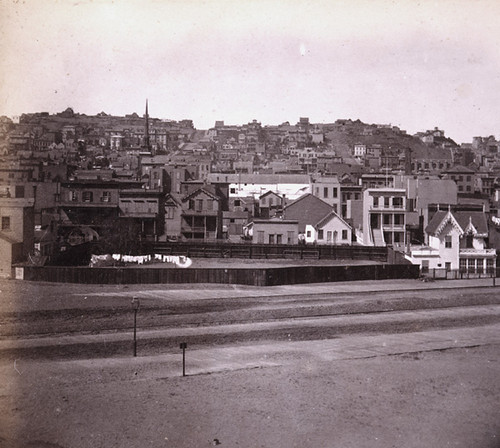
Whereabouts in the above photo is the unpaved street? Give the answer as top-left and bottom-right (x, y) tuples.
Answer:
(0, 279), (499, 447)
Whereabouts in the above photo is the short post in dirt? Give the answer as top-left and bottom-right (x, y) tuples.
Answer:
(132, 297), (140, 357)
(180, 342), (187, 377)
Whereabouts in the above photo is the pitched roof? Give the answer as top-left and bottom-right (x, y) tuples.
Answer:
(182, 186), (219, 202)
(259, 190), (282, 199)
(315, 210), (352, 230)
(426, 210), (488, 236)
(284, 194), (332, 232)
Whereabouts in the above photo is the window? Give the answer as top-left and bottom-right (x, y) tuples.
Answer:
(82, 191), (93, 203)
(230, 188), (236, 194)
(234, 199), (241, 207)
(1, 216), (10, 231)
(206, 199), (214, 211)
(196, 199), (203, 211)
(70, 191), (78, 202)
(460, 258), (467, 272)
(393, 197), (403, 208)
(421, 260), (429, 273)
(373, 196), (379, 207)
(323, 187), (328, 198)
(306, 230), (311, 238)
(383, 214), (391, 225)
(166, 207), (175, 219)
(276, 234), (282, 244)
(445, 262), (451, 271)
(15, 185), (24, 198)
(318, 229), (324, 240)
(394, 214), (404, 225)
(487, 258), (495, 274)
(269, 234), (275, 244)
(342, 229), (348, 240)
(384, 197), (390, 208)
(445, 235), (452, 248)
(101, 191), (111, 202)
(327, 231), (332, 242)
(188, 199), (194, 210)
(287, 231), (295, 244)
(257, 231), (264, 244)
(333, 188), (338, 198)
(476, 259), (484, 274)
(465, 234), (473, 248)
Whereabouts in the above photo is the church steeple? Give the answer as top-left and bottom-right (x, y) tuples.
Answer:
(144, 99), (151, 152)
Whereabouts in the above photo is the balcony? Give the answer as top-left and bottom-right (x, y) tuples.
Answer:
(381, 223), (405, 231)
(459, 248), (496, 257)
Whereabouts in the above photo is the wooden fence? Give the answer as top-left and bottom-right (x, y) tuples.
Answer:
(20, 264), (419, 286)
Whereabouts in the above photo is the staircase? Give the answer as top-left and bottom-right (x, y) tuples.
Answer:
(372, 228), (385, 246)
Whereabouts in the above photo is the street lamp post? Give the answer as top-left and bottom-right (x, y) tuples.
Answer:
(132, 297), (140, 357)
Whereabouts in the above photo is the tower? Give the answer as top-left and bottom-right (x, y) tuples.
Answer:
(143, 99), (151, 152)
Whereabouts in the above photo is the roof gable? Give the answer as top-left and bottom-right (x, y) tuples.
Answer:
(284, 194), (332, 232)
(315, 211), (352, 230)
(182, 186), (219, 202)
(259, 190), (282, 200)
(426, 210), (463, 236)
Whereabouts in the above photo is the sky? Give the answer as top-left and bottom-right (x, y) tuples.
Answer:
(1, 0), (500, 143)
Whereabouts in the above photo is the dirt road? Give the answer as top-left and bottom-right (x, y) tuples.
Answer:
(0, 279), (499, 447)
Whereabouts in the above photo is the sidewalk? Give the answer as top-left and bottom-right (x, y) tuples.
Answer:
(7, 324), (499, 380)
(86, 277), (500, 303)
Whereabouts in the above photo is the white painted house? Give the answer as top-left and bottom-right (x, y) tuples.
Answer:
(305, 211), (352, 245)
(406, 209), (496, 274)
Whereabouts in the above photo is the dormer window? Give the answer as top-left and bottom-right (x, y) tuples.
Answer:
(465, 233), (474, 248)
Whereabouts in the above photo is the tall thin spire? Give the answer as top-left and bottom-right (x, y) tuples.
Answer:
(144, 99), (151, 151)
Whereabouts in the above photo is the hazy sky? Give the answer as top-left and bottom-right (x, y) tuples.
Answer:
(1, 0), (500, 143)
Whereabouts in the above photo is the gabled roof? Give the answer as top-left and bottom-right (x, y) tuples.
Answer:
(165, 193), (182, 207)
(182, 186), (219, 202)
(454, 211), (489, 235)
(259, 190), (282, 199)
(315, 210), (352, 230)
(284, 193), (332, 232)
(426, 210), (489, 236)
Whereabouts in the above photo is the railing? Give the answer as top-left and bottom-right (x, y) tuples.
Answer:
(148, 241), (389, 262)
(421, 267), (498, 280)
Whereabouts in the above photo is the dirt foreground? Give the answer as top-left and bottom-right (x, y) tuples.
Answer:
(1, 278), (499, 447)
(1, 343), (499, 448)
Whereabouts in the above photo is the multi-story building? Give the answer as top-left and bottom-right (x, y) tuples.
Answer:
(443, 165), (476, 194)
(310, 175), (341, 214)
(119, 189), (165, 241)
(362, 188), (407, 247)
(0, 196), (35, 277)
(180, 185), (223, 240)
